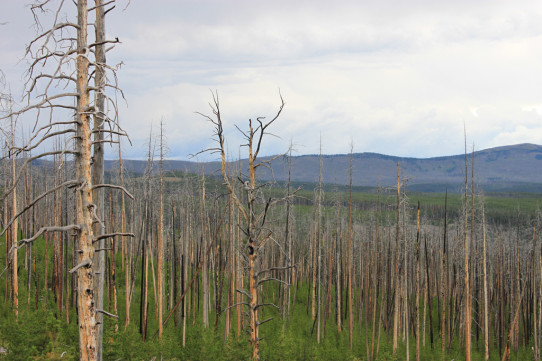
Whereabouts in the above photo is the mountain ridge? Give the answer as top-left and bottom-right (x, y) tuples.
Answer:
(105, 143), (542, 193)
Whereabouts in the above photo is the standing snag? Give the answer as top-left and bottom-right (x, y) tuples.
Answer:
(0, 1), (131, 360)
(198, 91), (292, 360)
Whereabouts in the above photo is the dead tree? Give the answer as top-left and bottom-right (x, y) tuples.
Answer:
(158, 121), (166, 338)
(198, 91), (291, 360)
(0, 1), (133, 360)
(348, 143), (354, 350)
(464, 131), (472, 361)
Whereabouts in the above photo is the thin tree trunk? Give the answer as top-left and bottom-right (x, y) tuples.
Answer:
(441, 190), (448, 357)
(502, 282), (526, 361)
(482, 204), (490, 360)
(424, 236), (434, 349)
(92, 1), (106, 358)
(10, 117), (19, 319)
(157, 122), (165, 338)
(370, 183), (381, 361)
(348, 144), (354, 350)
(464, 131), (471, 361)
(415, 202), (420, 361)
(119, 140), (130, 330)
(285, 147), (293, 325)
(393, 163), (401, 356)
(536, 277), (540, 361)
(201, 168), (209, 328)
(316, 144), (323, 343)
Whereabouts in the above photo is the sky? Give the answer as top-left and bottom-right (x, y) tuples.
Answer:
(2, 0), (542, 161)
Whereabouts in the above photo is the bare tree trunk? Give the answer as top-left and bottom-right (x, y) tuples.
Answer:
(4, 155), (10, 305)
(224, 193), (233, 340)
(481, 203), (490, 360)
(92, 1), (106, 358)
(109, 190), (118, 332)
(348, 144), (354, 350)
(76, 2), (97, 358)
(393, 163), (400, 356)
(441, 190), (448, 357)
(198, 93), (285, 360)
(158, 122), (165, 338)
(285, 147), (293, 325)
(464, 132), (471, 361)
(119, 140), (130, 329)
(370, 183), (381, 361)
(201, 168), (209, 328)
(25, 152), (32, 307)
(337, 226), (342, 334)
(316, 143), (323, 343)
(533, 222), (539, 361)
(502, 282), (526, 361)
(415, 202), (421, 361)
(182, 202), (190, 346)
(11, 118), (18, 319)
(403, 178), (409, 361)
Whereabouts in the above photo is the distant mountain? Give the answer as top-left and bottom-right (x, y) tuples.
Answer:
(105, 143), (542, 193)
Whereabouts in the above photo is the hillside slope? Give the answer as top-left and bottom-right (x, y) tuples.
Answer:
(106, 143), (542, 192)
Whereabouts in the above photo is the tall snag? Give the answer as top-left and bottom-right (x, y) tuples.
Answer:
(464, 130), (471, 361)
(348, 143), (354, 350)
(198, 91), (292, 360)
(0, 1), (132, 360)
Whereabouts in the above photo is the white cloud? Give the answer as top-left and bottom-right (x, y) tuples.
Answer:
(3, 0), (542, 160)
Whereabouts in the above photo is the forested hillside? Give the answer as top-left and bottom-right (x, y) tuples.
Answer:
(105, 143), (542, 193)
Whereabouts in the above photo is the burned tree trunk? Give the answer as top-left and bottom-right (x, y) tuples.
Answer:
(198, 92), (287, 360)
(75, 2), (98, 358)
(92, 0), (106, 357)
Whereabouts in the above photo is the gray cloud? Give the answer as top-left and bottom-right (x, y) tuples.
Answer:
(2, 0), (542, 161)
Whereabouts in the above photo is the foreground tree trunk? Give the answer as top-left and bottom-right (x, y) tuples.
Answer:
(348, 145), (354, 350)
(75, 2), (97, 359)
(1, 1), (128, 360)
(464, 135), (471, 361)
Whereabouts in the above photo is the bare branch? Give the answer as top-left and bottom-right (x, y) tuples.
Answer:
(69, 258), (92, 274)
(219, 302), (250, 316)
(93, 232), (135, 242)
(96, 309), (118, 318)
(197, 90), (248, 222)
(11, 128), (76, 155)
(2, 93), (78, 119)
(254, 152), (286, 171)
(253, 92), (284, 160)
(257, 278), (290, 287)
(257, 265), (296, 278)
(1, 149), (79, 200)
(13, 225), (81, 251)
(89, 38), (120, 48)
(0, 179), (80, 239)
(91, 184), (134, 199)
(88, 1), (116, 12)
(236, 288), (252, 299)
(255, 303), (280, 311)
(257, 317), (274, 326)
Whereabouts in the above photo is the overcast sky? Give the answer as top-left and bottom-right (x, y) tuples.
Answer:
(2, 0), (542, 160)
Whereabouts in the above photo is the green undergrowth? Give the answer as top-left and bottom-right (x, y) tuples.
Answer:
(0, 277), (537, 360)
(0, 226), (540, 359)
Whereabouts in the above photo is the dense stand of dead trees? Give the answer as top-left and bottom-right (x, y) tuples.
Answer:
(1, 100), (541, 361)
(1, 3), (542, 361)
(1, 110), (542, 361)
